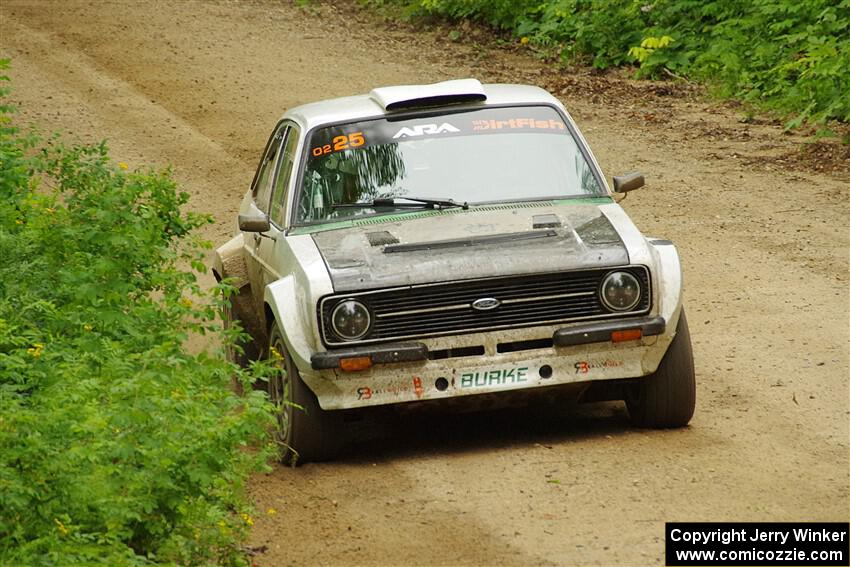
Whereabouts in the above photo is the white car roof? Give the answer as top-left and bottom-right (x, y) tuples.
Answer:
(283, 80), (567, 131)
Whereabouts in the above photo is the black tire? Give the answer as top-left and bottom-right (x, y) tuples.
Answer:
(223, 305), (250, 369)
(223, 288), (262, 368)
(626, 309), (696, 428)
(224, 291), (267, 396)
(268, 324), (341, 466)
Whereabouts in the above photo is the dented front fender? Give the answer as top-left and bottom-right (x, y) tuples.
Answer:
(212, 233), (249, 288)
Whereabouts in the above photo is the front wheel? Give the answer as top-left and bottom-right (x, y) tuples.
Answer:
(267, 325), (341, 465)
(626, 309), (696, 428)
(223, 287), (262, 368)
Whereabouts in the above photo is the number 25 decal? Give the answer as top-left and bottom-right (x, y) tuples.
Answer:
(312, 132), (365, 157)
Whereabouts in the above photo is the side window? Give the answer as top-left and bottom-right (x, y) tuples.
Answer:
(251, 128), (284, 213)
(269, 125), (300, 227)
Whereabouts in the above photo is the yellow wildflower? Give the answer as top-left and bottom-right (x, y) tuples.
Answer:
(266, 507), (277, 516)
(270, 346), (283, 360)
(520, 36), (530, 45)
(179, 297), (193, 309)
(241, 513), (254, 526)
(54, 518), (69, 536)
(27, 343), (44, 358)
(15, 219), (23, 225)
(118, 162), (129, 170)
(83, 323), (93, 332)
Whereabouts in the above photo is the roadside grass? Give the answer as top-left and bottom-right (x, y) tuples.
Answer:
(0, 60), (276, 565)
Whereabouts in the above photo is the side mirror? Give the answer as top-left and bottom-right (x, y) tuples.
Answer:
(238, 212), (271, 233)
(612, 172), (645, 193)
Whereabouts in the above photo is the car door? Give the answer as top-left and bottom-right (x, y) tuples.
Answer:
(247, 122), (299, 307)
(244, 125), (285, 312)
(255, 123), (300, 290)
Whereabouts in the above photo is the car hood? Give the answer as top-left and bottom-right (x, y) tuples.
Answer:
(311, 202), (632, 293)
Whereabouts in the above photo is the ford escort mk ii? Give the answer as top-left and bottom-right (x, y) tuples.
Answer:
(212, 79), (696, 465)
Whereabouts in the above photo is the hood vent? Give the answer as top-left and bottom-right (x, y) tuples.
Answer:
(532, 214), (562, 229)
(383, 230), (557, 254)
(366, 231), (400, 247)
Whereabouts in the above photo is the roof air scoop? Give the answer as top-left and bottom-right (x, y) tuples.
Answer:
(370, 79), (487, 112)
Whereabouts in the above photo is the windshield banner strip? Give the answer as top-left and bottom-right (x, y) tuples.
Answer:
(308, 106), (569, 158)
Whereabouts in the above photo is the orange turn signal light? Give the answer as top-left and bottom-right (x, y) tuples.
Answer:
(611, 328), (642, 343)
(339, 356), (373, 372)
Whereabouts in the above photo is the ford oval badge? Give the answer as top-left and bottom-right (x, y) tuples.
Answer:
(471, 297), (501, 311)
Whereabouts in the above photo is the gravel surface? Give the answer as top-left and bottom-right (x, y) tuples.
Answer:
(2, 1), (847, 565)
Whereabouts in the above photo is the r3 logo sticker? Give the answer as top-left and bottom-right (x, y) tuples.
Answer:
(574, 359), (624, 374)
(460, 367), (528, 389)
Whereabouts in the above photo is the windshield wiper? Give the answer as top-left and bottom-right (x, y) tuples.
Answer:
(390, 196), (469, 210)
(333, 196), (469, 210)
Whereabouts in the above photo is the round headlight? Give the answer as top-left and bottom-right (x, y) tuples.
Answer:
(600, 271), (641, 311)
(331, 299), (371, 340)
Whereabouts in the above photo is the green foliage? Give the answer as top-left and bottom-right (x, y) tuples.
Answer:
(0, 61), (275, 565)
(628, 35), (675, 76)
(369, 0), (850, 127)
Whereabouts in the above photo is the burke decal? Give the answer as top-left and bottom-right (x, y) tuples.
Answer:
(460, 367), (529, 389)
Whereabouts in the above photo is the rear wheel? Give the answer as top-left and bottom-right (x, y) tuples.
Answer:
(267, 324), (341, 465)
(626, 309), (696, 428)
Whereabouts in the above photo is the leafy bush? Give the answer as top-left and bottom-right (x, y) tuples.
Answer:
(0, 61), (274, 565)
(370, 0), (850, 128)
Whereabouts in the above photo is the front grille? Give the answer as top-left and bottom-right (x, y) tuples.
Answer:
(319, 266), (651, 346)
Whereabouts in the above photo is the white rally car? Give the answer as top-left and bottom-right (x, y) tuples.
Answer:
(213, 79), (695, 465)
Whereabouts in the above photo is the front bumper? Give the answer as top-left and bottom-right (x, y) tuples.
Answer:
(306, 316), (671, 410)
(311, 342), (429, 370)
(311, 316), (665, 370)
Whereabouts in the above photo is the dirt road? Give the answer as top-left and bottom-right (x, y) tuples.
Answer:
(2, 1), (848, 565)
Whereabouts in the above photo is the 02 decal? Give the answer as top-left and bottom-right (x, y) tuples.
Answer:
(311, 131), (365, 157)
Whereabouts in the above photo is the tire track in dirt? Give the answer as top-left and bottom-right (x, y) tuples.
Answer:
(0, 14), (251, 244)
(1, 2), (550, 564)
(2, 1), (847, 565)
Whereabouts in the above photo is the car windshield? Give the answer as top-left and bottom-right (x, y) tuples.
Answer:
(295, 105), (604, 224)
